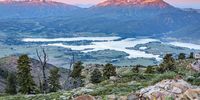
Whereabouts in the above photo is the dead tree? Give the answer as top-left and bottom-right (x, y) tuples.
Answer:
(64, 53), (75, 90)
(69, 53), (75, 75)
(36, 48), (48, 94)
(37, 73), (42, 92)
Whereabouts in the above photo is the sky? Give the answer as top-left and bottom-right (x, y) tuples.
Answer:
(54, 0), (200, 9)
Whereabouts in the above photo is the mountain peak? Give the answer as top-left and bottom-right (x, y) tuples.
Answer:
(0, 0), (65, 5)
(96, 0), (171, 8)
(0, 0), (80, 8)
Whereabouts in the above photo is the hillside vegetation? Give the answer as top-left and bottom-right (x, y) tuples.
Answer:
(0, 53), (199, 100)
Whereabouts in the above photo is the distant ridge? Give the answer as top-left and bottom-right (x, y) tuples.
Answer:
(0, 0), (81, 18)
(0, 0), (77, 7)
(0, 0), (200, 41)
(96, 0), (171, 8)
(183, 8), (200, 13)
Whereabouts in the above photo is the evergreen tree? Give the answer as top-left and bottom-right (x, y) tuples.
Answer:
(145, 66), (155, 74)
(189, 52), (194, 59)
(70, 61), (84, 88)
(48, 68), (61, 92)
(5, 73), (17, 95)
(178, 53), (186, 60)
(90, 69), (102, 84)
(17, 55), (36, 94)
(70, 61), (84, 78)
(0, 68), (9, 79)
(158, 54), (175, 73)
(103, 63), (116, 79)
(132, 65), (142, 73)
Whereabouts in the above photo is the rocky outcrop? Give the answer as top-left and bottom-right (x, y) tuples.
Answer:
(138, 79), (200, 100)
(74, 95), (95, 100)
(189, 60), (200, 72)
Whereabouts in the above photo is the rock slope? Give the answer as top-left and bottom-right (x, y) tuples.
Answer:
(97, 0), (170, 8)
(138, 79), (200, 100)
(190, 60), (200, 72)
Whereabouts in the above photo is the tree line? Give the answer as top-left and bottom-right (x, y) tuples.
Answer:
(5, 54), (61, 94)
(4, 52), (195, 95)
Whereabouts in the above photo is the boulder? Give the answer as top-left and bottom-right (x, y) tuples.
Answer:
(127, 93), (139, 100)
(109, 76), (120, 83)
(180, 89), (200, 100)
(94, 96), (102, 100)
(138, 79), (200, 100)
(106, 95), (127, 100)
(74, 95), (95, 100)
(107, 95), (118, 100)
(72, 88), (94, 96)
(85, 83), (95, 88)
(189, 60), (200, 72)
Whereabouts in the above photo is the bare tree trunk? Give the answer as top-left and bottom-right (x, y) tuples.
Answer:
(37, 74), (42, 92)
(36, 48), (48, 94)
(65, 53), (75, 90)
(69, 53), (75, 76)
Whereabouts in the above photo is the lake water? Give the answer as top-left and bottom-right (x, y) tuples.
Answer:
(22, 36), (121, 42)
(169, 42), (200, 50)
(22, 37), (200, 62)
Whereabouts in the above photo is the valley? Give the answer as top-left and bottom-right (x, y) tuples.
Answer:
(0, 0), (200, 99)
(1, 35), (200, 68)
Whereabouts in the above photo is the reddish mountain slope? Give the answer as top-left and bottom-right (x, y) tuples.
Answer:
(97, 0), (171, 8)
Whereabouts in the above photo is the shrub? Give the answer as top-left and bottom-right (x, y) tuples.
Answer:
(151, 72), (177, 85)
(5, 73), (17, 95)
(145, 66), (155, 74)
(71, 61), (84, 78)
(90, 69), (103, 84)
(186, 73), (200, 86)
(132, 65), (142, 73)
(178, 53), (186, 60)
(48, 68), (61, 92)
(189, 52), (194, 59)
(157, 54), (176, 73)
(103, 63), (116, 79)
(0, 68), (9, 79)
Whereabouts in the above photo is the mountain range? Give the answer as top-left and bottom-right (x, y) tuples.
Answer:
(0, 0), (200, 41)
(0, 0), (81, 19)
(96, 0), (170, 8)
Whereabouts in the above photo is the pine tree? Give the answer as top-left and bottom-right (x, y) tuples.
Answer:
(178, 53), (186, 60)
(48, 68), (61, 92)
(17, 55), (36, 94)
(158, 54), (175, 73)
(103, 63), (116, 79)
(132, 65), (141, 73)
(70, 61), (84, 88)
(70, 61), (84, 78)
(90, 69), (102, 84)
(189, 52), (194, 59)
(145, 66), (155, 74)
(5, 73), (17, 95)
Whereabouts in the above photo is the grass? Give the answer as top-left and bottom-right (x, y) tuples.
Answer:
(150, 71), (177, 85)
